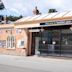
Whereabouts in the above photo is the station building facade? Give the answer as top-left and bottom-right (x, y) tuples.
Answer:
(0, 11), (72, 57)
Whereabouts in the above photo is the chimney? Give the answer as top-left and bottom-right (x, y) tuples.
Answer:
(33, 6), (41, 15)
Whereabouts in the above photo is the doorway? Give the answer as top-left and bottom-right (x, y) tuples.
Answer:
(31, 29), (61, 56)
(31, 28), (72, 57)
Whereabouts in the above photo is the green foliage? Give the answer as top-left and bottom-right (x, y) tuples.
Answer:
(0, 2), (5, 10)
(6, 15), (23, 21)
(48, 9), (57, 13)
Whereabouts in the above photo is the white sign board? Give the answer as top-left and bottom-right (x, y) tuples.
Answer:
(17, 39), (25, 48)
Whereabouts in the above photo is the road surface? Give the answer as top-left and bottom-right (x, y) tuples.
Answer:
(0, 55), (72, 72)
(0, 64), (48, 72)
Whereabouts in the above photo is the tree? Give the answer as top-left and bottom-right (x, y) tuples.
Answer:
(0, 15), (3, 22)
(0, 0), (5, 10)
(48, 9), (57, 13)
(6, 15), (23, 21)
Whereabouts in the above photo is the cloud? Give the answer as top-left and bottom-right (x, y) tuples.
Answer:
(2, 0), (72, 16)
(13, 2), (24, 9)
(10, 8), (20, 14)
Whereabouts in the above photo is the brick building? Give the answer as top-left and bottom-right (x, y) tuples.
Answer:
(0, 11), (72, 57)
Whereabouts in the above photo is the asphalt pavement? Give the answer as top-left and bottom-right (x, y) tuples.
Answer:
(0, 55), (72, 72)
(0, 64), (49, 72)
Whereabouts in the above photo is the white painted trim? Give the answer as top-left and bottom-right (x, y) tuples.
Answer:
(29, 29), (40, 32)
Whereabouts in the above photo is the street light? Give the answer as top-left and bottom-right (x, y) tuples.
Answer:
(40, 28), (44, 43)
(39, 28), (44, 55)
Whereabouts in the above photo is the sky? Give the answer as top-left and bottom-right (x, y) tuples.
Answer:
(0, 0), (72, 16)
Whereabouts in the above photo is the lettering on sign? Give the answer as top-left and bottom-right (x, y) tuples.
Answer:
(40, 20), (72, 26)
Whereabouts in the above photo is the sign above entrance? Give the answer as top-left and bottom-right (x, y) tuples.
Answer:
(29, 29), (40, 32)
(29, 29), (44, 32)
(40, 20), (72, 27)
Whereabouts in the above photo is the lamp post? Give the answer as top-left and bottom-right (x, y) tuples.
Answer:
(39, 28), (44, 55)
(40, 28), (44, 43)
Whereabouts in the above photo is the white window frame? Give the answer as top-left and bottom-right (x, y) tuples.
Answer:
(7, 35), (15, 49)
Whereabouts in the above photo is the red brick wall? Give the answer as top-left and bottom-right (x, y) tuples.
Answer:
(0, 28), (28, 56)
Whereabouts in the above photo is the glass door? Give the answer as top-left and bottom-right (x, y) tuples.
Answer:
(61, 29), (72, 57)
(34, 28), (72, 57)
(51, 30), (61, 56)
(37, 30), (61, 56)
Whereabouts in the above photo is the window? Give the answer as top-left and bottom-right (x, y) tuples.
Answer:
(21, 41), (24, 46)
(61, 29), (72, 45)
(17, 39), (25, 48)
(16, 29), (22, 34)
(7, 36), (15, 49)
(0, 40), (6, 48)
